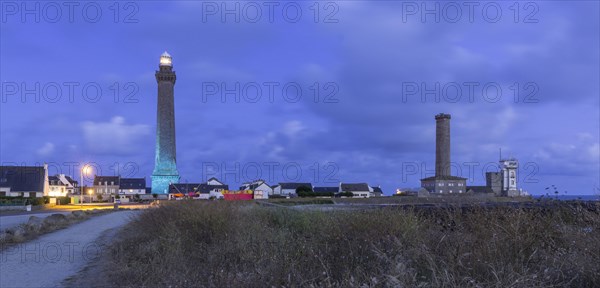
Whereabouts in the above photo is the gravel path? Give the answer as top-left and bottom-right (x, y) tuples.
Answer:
(0, 210), (139, 288)
(0, 212), (72, 231)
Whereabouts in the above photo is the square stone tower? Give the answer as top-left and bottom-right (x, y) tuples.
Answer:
(420, 113), (467, 194)
(151, 52), (180, 194)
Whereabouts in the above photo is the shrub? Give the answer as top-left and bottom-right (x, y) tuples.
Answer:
(106, 201), (600, 287)
(55, 196), (71, 205)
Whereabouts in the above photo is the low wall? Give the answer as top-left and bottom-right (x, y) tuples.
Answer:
(0, 205), (26, 211)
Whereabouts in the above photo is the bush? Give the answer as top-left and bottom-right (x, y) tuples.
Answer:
(27, 197), (45, 206)
(295, 185), (313, 197)
(106, 201), (600, 287)
(0, 196), (26, 205)
(297, 191), (315, 197)
(297, 191), (334, 198)
(55, 196), (71, 205)
(315, 192), (334, 197)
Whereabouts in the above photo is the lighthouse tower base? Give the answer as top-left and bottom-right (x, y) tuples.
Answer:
(151, 175), (180, 194)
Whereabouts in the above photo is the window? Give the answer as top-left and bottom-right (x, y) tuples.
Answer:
(459, 190), (463, 193)
(458, 183), (463, 186)
(449, 190), (453, 193)
(438, 183), (443, 186)
(439, 190), (443, 193)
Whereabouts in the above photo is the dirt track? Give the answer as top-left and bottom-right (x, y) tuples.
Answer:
(0, 210), (138, 288)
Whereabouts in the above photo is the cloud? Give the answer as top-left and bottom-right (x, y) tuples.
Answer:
(36, 142), (55, 156)
(1, 1), (598, 195)
(282, 120), (306, 138)
(81, 116), (151, 156)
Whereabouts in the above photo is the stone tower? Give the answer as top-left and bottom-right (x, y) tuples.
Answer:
(421, 113), (466, 194)
(435, 113), (451, 177)
(151, 51), (180, 194)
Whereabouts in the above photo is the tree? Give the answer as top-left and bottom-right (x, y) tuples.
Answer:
(296, 186), (314, 197)
(97, 194), (103, 202)
(152, 194), (158, 199)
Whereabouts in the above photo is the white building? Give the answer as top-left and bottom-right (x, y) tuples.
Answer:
(207, 177), (225, 186)
(340, 183), (371, 198)
(47, 174), (78, 197)
(240, 179), (273, 195)
(500, 158), (520, 196)
(273, 182), (312, 196)
(0, 164), (49, 198)
(119, 178), (147, 200)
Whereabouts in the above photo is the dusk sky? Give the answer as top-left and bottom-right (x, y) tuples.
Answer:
(1, 1), (599, 195)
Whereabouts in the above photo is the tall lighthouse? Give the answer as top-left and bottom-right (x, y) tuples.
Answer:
(151, 51), (180, 194)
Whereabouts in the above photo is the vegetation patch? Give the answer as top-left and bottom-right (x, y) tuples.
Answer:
(267, 198), (335, 206)
(0, 209), (112, 250)
(107, 201), (600, 287)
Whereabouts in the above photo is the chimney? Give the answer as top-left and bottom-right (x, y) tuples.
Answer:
(435, 113), (451, 177)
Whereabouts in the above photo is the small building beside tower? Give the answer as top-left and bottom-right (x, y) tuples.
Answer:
(420, 113), (525, 197)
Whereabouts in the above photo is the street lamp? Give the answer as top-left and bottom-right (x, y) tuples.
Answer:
(80, 164), (91, 207)
(88, 189), (93, 204)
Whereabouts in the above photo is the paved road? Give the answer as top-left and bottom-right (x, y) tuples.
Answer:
(0, 210), (139, 288)
(0, 212), (72, 232)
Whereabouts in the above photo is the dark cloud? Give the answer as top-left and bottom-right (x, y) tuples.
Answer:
(1, 1), (598, 195)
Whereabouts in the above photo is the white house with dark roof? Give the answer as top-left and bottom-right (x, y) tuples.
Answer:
(273, 182), (313, 196)
(0, 164), (49, 198)
(207, 177), (225, 186)
(48, 174), (78, 197)
(48, 176), (67, 197)
(370, 186), (383, 197)
(340, 183), (371, 198)
(119, 178), (147, 198)
(240, 179), (273, 197)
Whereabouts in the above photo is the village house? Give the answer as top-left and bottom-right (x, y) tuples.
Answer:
(272, 182), (313, 196)
(93, 176), (120, 197)
(48, 174), (78, 197)
(119, 178), (147, 202)
(169, 178), (229, 199)
(240, 179), (273, 198)
(370, 185), (383, 197)
(0, 164), (49, 198)
(340, 183), (371, 198)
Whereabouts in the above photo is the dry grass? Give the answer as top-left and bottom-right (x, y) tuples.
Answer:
(0, 209), (111, 249)
(107, 201), (600, 287)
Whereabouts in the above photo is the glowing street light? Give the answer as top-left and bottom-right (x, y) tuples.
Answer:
(80, 164), (91, 207)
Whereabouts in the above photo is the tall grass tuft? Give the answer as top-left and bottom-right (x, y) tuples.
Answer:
(108, 201), (600, 287)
